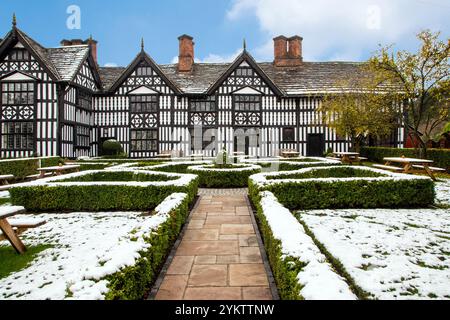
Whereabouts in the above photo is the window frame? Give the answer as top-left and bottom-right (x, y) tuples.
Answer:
(130, 129), (159, 152)
(282, 127), (296, 143)
(0, 79), (37, 153)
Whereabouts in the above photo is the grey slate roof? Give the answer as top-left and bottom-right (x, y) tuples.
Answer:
(99, 61), (363, 95)
(47, 45), (90, 82)
(160, 63), (231, 94)
(9, 28), (366, 95)
(14, 28), (91, 83)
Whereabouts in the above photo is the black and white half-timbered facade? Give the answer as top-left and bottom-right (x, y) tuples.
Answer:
(0, 22), (404, 159)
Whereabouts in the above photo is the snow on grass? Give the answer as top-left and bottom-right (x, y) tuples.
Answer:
(435, 179), (450, 206)
(260, 191), (356, 300)
(0, 193), (187, 300)
(299, 208), (450, 300)
(0, 191), (10, 199)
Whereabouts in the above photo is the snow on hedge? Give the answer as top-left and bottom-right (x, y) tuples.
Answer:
(9, 169), (197, 188)
(188, 163), (262, 172)
(300, 208), (450, 300)
(0, 193), (187, 300)
(259, 191), (356, 300)
(243, 156), (340, 165)
(250, 166), (431, 188)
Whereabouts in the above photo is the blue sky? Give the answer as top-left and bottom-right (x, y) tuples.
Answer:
(1, 0), (449, 67)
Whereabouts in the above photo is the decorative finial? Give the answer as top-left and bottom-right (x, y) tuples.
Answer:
(12, 13), (17, 28)
(141, 38), (144, 51)
(89, 34), (93, 42)
(243, 38), (247, 51)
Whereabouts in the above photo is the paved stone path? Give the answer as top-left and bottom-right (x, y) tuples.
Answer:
(154, 192), (274, 300)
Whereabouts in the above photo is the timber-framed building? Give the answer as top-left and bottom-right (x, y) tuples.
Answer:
(0, 20), (404, 159)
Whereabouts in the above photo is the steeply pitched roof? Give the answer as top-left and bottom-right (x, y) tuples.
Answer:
(47, 45), (90, 82)
(15, 28), (61, 80)
(159, 63), (230, 94)
(107, 50), (182, 94)
(1, 27), (100, 86)
(100, 60), (364, 96)
(259, 62), (365, 95)
(98, 67), (126, 91)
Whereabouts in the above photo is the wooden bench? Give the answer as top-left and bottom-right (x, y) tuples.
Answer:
(0, 174), (14, 185)
(412, 165), (446, 172)
(372, 164), (404, 172)
(0, 206), (46, 254)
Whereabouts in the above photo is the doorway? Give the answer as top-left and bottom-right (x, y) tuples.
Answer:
(307, 133), (325, 157)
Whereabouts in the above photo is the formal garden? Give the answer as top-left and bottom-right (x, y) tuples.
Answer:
(0, 147), (449, 300)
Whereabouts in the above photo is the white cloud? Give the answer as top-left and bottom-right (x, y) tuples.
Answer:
(104, 62), (118, 67)
(227, 0), (450, 61)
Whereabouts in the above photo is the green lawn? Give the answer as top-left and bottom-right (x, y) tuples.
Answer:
(0, 245), (51, 280)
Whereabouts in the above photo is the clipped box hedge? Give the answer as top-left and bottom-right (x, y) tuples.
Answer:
(251, 191), (304, 300)
(104, 193), (190, 300)
(9, 170), (198, 212)
(361, 147), (450, 171)
(243, 157), (341, 172)
(0, 156), (62, 180)
(249, 166), (435, 210)
(187, 164), (262, 188)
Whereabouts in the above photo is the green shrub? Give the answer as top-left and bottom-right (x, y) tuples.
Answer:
(251, 192), (304, 300)
(187, 165), (261, 188)
(246, 160), (341, 172)
(0, 157), (62, 180)
(361, 147), (450, 171)
(9, 172), (198, 212)
(102, 140), (124, 156)
(249, 168), (435, 210)
(104, 194), (190, 300)
(267, 167), (386, 180)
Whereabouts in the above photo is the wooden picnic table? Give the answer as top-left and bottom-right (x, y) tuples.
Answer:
(281, 151), (301, 158)
(0, 206), (28, 254)
(333, 152), (364, 164)
(37, 165), (80, 178)
(383, 157), (438, 181)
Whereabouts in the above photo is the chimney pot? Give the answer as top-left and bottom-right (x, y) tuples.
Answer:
(178, 34), (195, 72)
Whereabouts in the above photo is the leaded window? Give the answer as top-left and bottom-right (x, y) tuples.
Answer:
(130, 95), (158, 113)
(8, 49), (30, 61)
(131, 129), (158, 152)
(76, 125), (90, 148)
(1, 122), (34, 151)
(2, 82), (35, 105)
(234, 95), (261, 111)
(190, 96), (216, 112)
(78, 90), (92, 111)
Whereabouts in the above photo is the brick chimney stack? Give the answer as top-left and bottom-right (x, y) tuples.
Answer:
(178, 34), (194, 72)
(274, 35), (303, 67)
(60, 38), (99, 65)
(86, 37), (98, 65)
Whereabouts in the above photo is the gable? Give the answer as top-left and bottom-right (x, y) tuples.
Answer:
(111, 52), (180, 95)
(0, 42), (47, 78)
(207, 52), (283, 96)
(74, 60), (99, 91)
